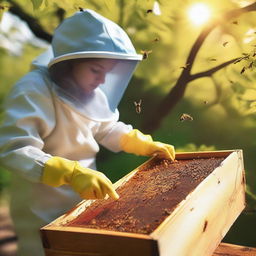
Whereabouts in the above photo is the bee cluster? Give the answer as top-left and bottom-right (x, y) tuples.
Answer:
(178, 158), (224, 182)
(67, 157), (225, 234)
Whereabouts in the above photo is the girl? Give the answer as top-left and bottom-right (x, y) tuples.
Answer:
(0, 9), (175, 255)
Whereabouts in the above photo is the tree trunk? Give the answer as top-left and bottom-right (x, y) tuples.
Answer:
(142, 76), (189, 133)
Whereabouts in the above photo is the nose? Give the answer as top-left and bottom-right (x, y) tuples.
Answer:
(97, 73), (106, 84)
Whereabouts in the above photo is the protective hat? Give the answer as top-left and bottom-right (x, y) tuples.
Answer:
(40, 9), (142, 121)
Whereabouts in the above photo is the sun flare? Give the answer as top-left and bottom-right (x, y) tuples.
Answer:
(188, 3), (211, 26)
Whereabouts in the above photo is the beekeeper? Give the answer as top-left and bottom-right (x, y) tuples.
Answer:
(0, 9), (175, 255)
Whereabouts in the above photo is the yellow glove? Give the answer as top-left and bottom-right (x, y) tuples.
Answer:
(120, 129), (175, 161)
(41, 156), (119, 200)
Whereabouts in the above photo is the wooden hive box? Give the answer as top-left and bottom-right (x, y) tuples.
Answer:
(41, 150), (246, 256)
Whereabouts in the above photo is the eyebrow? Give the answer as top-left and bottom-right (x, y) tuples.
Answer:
(91, 62), (105, 70)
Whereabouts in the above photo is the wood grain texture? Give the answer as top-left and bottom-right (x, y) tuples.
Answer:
(213, 243), (256, 256)
(151, 151), (245, 256)
(41, 150), (246, 256)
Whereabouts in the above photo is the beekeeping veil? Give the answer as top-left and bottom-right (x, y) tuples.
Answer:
(33, 9), (142, 121)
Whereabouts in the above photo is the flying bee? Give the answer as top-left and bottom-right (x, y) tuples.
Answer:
(240, 66), (246, 74)
(152, 37), (160, 43)
(232, 20), (238, 25)
(179, 113), (193, 122)
(0, 4), (9, 10)
(141, 50), (152, 60)
(222, 41), (229, 47)
(146, 9), (153, 14)
(134, 99), (142, 114)
(248, 61), (254, 69)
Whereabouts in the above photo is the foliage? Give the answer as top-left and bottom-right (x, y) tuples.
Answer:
(0, 167), (10, 193)
(0, 0), (256, 246)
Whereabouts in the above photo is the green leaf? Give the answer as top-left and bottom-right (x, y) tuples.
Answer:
(31, 0), (44, 10)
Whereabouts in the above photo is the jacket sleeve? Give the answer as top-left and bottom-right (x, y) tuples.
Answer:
(95, 112), (133, 153)
(0, 78), (56, 182)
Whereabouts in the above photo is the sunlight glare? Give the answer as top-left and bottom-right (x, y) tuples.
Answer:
(188, 3), (211, 26)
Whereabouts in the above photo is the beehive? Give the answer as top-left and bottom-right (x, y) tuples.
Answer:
(41, 150), (245, 256)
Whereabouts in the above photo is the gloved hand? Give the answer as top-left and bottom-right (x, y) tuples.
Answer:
(41, 156), (119, 200)
(120, 129), (175, 161)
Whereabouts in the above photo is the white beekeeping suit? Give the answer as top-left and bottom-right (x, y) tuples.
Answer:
(0, 9), (142, 255)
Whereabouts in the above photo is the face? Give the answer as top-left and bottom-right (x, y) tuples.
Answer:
(71, 59), (117, 94)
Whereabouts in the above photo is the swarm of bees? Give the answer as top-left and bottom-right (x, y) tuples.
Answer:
(179, 113), (194, 122)
(134, 99), (142, 114)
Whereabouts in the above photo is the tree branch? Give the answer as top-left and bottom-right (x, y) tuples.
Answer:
(142, 2), (256, 133)
(185, 2), (256, 75)
(190, 58), (239, 80)
(8, 0), (52, 42)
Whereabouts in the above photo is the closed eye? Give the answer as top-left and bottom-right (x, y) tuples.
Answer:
(90, 67), (101, 74)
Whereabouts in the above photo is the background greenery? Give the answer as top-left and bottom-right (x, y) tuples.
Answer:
(0, 0), (256, 247)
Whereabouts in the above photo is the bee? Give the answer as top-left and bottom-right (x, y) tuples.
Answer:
(0, 4), (8, 10)
(79, 7), (84, 12)
(232, 21), (238, 25)
(146, 9), (153, 14)
(222, 41), (229, 47)
(203, 100), (209, 104)
(179, 63), (190, 69)
(209, 58), (217, 61)
(248, 61), (254, 69)
(134, 99), (142, 114)
(240, 66), (246, 74)
(179, 113), (193, 122)
(141, 50), (152, 60)
(152, 37), (160, 43)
